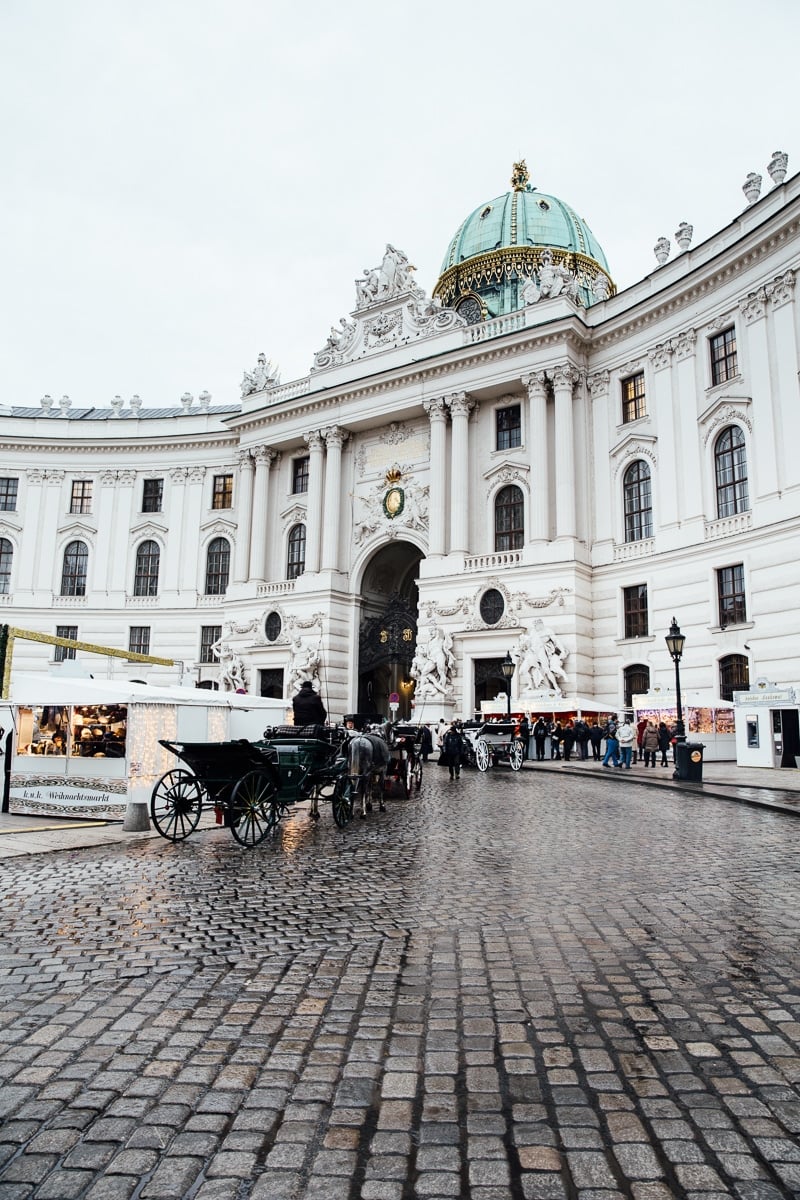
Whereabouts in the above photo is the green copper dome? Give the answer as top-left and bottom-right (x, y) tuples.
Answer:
(434, 160), (614, 321)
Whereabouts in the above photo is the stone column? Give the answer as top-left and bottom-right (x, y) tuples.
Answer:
(448, 392), (474, 553)
(522, 372), (549, 541)
(304, 431), (325, 574)
(322, 426), (348, 571)
(162, 468), (187, 594)
(250, 446), (278, 582)
(233, 450), (255, 584)
(551, 365), (579, 539)
(423, 398), (448, 555)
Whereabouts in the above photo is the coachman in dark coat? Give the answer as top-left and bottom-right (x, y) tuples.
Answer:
(292, 680), (327, 726)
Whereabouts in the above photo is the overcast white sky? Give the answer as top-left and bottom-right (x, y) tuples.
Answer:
(1, 0), (796, 409)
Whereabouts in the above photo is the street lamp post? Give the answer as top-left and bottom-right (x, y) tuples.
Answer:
(665, 617), (686, 743)
(500, 652), (515, 717)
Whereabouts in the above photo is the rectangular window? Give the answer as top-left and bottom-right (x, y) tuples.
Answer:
(70, 480), (93, 514)
(212, 474), (233, 509)
(710, 326), (738, 386)
(128, 626), (151, 656)
(717, 564), (746, 626)
(621, 372), (646, 423)
(496, 405), (521, 451)
(54, 625), (78, 662)
(142, 478), (163, 513)
(292, 457), (310, 494)
(200, 625), (221, 664)
(0, 478), (18, 511)
(623, 584), (649, 639)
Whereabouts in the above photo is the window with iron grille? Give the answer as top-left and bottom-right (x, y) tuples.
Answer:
(142, 478), (163, 513)
(710, 326), (738, 386)
(128, 626), (151, 656)
(621, 372), (646, 423)
(55, 625), (78, 662)
(200, 625), (221, 664)
(624, 664), (650, 709)
(714, 426), (749, 517)
(133, 540), (160, 596)
(205, 538), (230, 595)
(292, 457), (309, 494)
(623, 584), (648, 639)
(495, 405), (521, 451)
(0, 538), (12, 594)
(623, 460), (653, 542)
(70, 480), (93, 514)
(0, 478), (18, 511)
(717, 564), (746, 627)
(719, 653), (749, 702)
(60, 541), (88, 596)
(211, 474), (233, 509)
(494, 485), (524, 551)
(287, 524), (306, 579)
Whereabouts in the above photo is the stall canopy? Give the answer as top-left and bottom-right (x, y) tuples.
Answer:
(4, 673), (281, 710)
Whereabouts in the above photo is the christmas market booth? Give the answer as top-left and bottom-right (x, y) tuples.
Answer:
(1, 674), (286, 820)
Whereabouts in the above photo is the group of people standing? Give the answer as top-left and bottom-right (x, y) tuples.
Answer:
(600, 715), (674, 769)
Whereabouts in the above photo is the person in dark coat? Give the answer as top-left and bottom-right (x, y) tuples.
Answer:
(562, 720), (576, 761)
(518, 715), (531, 761)
(442, 722), (465, 780)
(533, 717), (547, 761)
(420, 724), (434, 762)
(657, 721), (672, 767)
(292, 680), (327, 726)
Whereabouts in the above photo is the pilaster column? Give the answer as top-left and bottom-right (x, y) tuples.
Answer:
(42, 472), (65, 595)
(162, 468), (187, 593)
(423, 398), (448, 555)
(18, 470), (44, 594)
(321, 426), (349, 570)
(233, 450), (255, 583)
(250, 446), (278, 582)
(110, 471), (136, 594)
(304, 431), (325, 573)
(522, 372), (549, 541)
(181, 467), (206, 592)
(448, 392), (474, 553)
(551, 365), (580, 539)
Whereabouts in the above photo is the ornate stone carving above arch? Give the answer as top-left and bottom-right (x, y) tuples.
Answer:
(699, 398), (753, 446)
(610, 432), (658, 479)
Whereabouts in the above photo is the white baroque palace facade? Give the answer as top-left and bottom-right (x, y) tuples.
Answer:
(1, 160), (799, 723)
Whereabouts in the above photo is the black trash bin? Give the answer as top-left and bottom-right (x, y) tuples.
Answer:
(674, 741), (705, 781)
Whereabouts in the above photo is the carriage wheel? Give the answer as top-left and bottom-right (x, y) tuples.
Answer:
(332, 776), (353, 828)
(230, 771), (279, 847)
(150, 770), (203, 841)
(475, 738), (490, 772)
(509, 740), (525, 772)
(413, 759), (423, 790)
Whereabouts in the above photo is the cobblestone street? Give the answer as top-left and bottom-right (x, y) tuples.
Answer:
(1, 767), (799, 1200)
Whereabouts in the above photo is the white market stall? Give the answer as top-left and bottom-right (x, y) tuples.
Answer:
(0, 674), (287, 820)
(632, 689), (735, 762)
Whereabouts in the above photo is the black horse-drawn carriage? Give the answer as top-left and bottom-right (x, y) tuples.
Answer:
(150, 725), (353, 847)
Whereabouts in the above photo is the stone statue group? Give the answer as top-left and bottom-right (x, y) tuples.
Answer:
(511, 622), (568, 695)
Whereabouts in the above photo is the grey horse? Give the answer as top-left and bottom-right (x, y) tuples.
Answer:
(347, 723), (392, 817)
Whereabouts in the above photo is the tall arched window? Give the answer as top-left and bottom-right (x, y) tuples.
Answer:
(494, 485), (524, 551)
(205, 537), (230, 595)
(0, 538), (12, 594)
(287, 524), (306, 580)
(61, 541), (88, 596)
(624, 664), (650, 709)
(623, 460), (653, 542)
(715, 426), (749, 518)
(719, 654), (749, 702)
(133, 540), (160, 597)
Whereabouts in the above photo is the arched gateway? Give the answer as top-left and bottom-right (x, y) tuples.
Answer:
(356, 541), (423, 721)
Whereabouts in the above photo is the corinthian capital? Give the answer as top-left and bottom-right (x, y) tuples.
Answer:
(253, 445), (279, 467)
(586, 371), (610, 399)
(448, 391), (475, 418)
(423, 397), (448, 423)
(550, 364), (581, 391)
(304, 430), (324, 452)
(237, 449), (254, 469)
(521, 371), (548, 399)
(323, 425), (349, 450)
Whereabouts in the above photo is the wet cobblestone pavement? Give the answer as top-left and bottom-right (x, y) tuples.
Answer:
(1, 769), (800, 1199)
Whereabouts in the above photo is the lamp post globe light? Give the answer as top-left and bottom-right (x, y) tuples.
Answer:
(501, 652), (515, 717)
(665, 617), (686, 743)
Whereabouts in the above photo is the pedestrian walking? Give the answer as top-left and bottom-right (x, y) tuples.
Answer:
(602, 716), (620, 767)
(533, 717), (547, 761)
(642, 720), (659, 767)
(618, 717), (635, 769)
(442, 721), (465, 780)
(518, 714), (531, 761)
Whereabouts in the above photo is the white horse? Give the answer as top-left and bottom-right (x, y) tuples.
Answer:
(347, 723), (392, 818)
